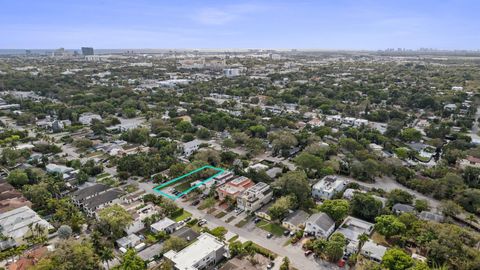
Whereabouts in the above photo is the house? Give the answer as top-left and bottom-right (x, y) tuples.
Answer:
(0, 206), (53, 244)
(116, 234), (142, 250)
(282, 210), (309, 232)
(236, 182), (273, 212)
(443, 104), (457, 111)
(458, 155), (480, 169)
(164, 233), (228, 270)
(255, 203), (273, 221)
(182, 139), (200, 156)
(392, 203), (415, 215)
(335, 216), (374, 254)
(419, 211), (444, 223)
(150, 217), (177, 234)
(82, 189), (124, 217)
(124, 203), (158, 235)
(360, 240), (387, 263)
(137, 242), (163, 263)
(266, 167), (283, 179)
(354, 119), (369, 127)
(45, 163), (74, 175)
(304, 212), (335, 238)
(216, 176), (254, 201)
(78, 112), (102, 125)
(72, 183), (110, 206)
(312, 175), (346, 200)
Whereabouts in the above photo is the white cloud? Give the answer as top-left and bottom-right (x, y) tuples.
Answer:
(193, 3), (266, 26)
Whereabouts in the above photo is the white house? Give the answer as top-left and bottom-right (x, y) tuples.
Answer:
(360, 240), (387, 263)
(312, 175), (346, 200)
(182, 139), (200, 156)
(164, 233), (227, 270)
(304, 212), (335, 238)
(237, 182), (273, 213)
(78, 112), (102, 125)
(150, 217), (177, 234)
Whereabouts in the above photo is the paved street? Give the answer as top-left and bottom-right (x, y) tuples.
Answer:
(137, 181), (341, 269)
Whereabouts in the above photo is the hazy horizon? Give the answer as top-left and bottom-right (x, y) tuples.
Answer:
(1, 0), (479, 50)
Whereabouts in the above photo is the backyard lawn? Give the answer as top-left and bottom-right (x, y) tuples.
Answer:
(256, 220), (284, 236)
(170, 210), (192, 222)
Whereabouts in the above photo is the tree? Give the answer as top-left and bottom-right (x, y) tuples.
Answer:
(387, 189), (414, 206)
(162, 236), (188, 253)
(268, 196), (296, 221)
(7, 169), (29, 187)
(273, 170), (311, 207)
(324, 233), (345, 262)
(32, 241), (100, 270)
(100, 248), (114, 270)
(229, 241), (245, 257)
(280, 257), (290, 270)
(351, 193), (383, 221)
(57, 225), (72, 239)
(22, 182), (53, 209)
(462, 166), (480, 188)
(112, 249), (146, 270)
(414, 199), (429, 212)
(455, 188), (480, 214)
(374, 215), (406, 239)
(440, 200), (462, 217)
(318, 199), (350, 223)
(382, 248), (414, 270)
(201, 197), (216, 210)
(98, 204), (133, 239)
(294, 152), (323, 175)
(400, 128), (422, 142)
(357, 233), (369, 250)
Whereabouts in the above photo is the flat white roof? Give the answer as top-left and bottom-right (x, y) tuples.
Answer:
(164, 233), (224, 269)
(0, 206), (53, 240)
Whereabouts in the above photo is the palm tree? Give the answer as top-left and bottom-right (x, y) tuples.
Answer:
(357, 233), (369, 251)
(100, 247), (114, 270)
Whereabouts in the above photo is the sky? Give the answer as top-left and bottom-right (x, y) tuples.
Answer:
(0, 0), (479, 50)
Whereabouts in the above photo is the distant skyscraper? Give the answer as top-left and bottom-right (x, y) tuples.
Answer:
(81, 47), (94, 56)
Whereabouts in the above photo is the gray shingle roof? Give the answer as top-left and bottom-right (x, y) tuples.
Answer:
(308, 212), (334, 231)
(283, 210), (309, 227)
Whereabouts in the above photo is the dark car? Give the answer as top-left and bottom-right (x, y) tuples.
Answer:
(191, 200), (200, 206)
(254, 217), (261, 224)
(304, 250), (313, 256)
(266, 261), (275, 269)
(266, 233), (273, 239)
(283, 230), (290, 236)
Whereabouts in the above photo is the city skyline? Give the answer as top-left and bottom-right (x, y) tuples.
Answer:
(1, 0), (479, 50)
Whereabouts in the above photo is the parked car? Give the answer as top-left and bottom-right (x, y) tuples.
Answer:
(266, 261), (275, 269)
(266, 233), (273, 239)
(283, 230), (290, 236)
(304, 250), (313, 256)
(183, 217), (192, 223)
(198, 219), (207, 226)
(254, 217), (261, 224)
(191, 200), (200, 206)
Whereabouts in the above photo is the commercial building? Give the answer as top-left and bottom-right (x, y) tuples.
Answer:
(236, 182), (273, 212)
(0, 206), (53, 244)
(164, 233), (227, 270)
(216, 176), (254, 201)
(81, 47), (94, 56)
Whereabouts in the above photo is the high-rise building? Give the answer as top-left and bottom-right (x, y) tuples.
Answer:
(81, 47), (94, 56)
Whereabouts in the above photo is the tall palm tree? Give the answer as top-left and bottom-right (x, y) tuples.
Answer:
(100, 247), (114, 270)
(357, 233), (369, 251)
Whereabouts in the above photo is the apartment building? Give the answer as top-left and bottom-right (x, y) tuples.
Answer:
(236, 182), (273, 212)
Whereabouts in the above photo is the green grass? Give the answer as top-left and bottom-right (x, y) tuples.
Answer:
(256, 220), (285, 236)
(228, 235), (239, 243)
(235, 218), (249, 228)
(96, 172), (110, 179)
(170, 210), (192, 222)
(215, 212), (227, 218)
